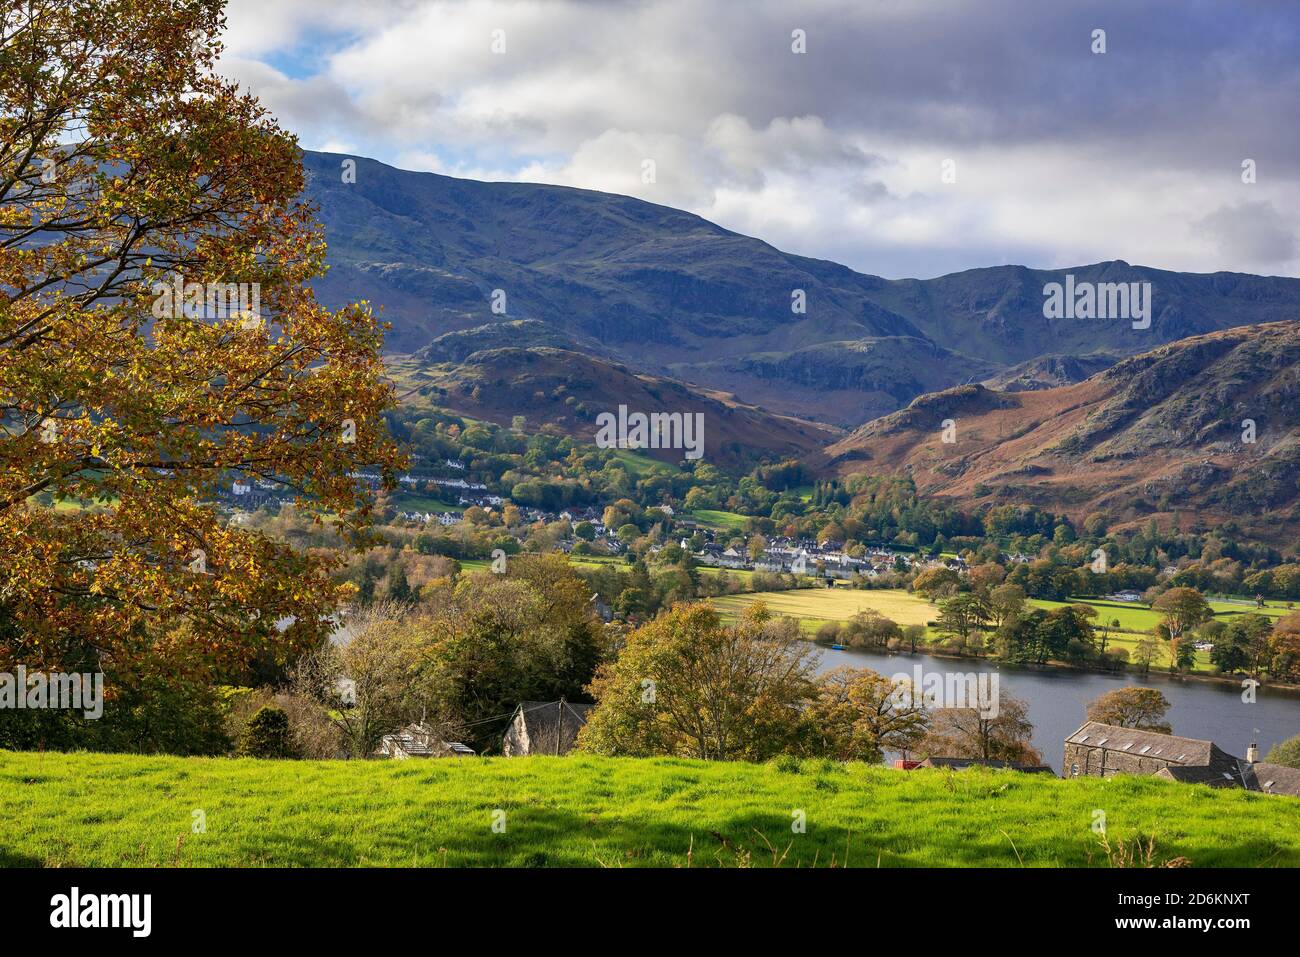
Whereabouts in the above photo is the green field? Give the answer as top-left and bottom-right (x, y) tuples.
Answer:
(684, 509), (749, 530)
(1030, 597), (1288, 635)
(712, 588), (936, 633)
(391, 493), (464, 514)
(2, 750), (1294, 867)
(609, 448), (679, 477)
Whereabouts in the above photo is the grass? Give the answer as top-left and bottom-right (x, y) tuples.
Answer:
(684, 509), (749, 531)
(712, 588), (936, 634)
(609, 448), (679, 477)
(390, 493), (464, 513)
(1, 750), (1294, 868)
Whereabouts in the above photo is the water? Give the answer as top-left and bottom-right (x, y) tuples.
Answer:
(814, 646), (1300, 773)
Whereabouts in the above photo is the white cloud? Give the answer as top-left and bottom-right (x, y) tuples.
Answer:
(216, 0), (1300, 279)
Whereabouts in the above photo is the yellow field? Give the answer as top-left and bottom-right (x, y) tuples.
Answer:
(711, 588), (937, 632)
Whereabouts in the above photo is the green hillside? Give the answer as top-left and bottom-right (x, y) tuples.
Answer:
(2, 751), (1295, 868)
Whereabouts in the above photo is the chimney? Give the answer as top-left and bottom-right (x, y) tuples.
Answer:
(1246, 741), (1259, 764)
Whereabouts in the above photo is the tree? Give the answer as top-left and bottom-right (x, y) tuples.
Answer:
(1222, 613), (1276, 678)
(1133, 636), (1160, 676)
(840, 609), (903, 649)
(902, 624), (926, 654)
(411, 555), (605, 751)
(237, 706), (294, 758)
(1265, 734), (1300, 770)
(1270, 613), (1300, 682)
(1151, 588), (1213, 642)
(294, 601), (427, 759)
(0, 0), (401, 686)
(578, 602), (818, 761)
(919, 693), (1042, 765)
(800, 667), (928, 762)
(987, 583), (1026, 629)
(911, 567), (960, 599)
(935, 592), (991, 645)
(1084, 688), (1172, 733)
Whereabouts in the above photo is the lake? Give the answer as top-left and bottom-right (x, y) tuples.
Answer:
(814, 645), (1300, 773)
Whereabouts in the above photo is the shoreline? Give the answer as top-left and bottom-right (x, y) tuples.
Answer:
(811, 639), (1300, 694)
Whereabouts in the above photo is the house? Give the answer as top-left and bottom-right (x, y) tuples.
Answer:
(1064, 723), (1298, 796)
(377, 722), (476, 759)
(1064, 721), (1244, 781)
(501, 700), (593, 756)
(1107, 591), (1145, 603)
(1238, 760), (1300, 797)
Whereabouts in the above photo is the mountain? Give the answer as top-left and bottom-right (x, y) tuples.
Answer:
(810, 322), (1300, 541)
(302, 150), (1300, 429)
(389, 346), (840, 469)
(981, 353), (1119, 392)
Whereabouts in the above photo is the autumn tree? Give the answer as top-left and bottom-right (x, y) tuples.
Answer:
(1151, 588), (1213, 642)
(800, 666), (928, 762)
(919, 692), (1042, 765)
(578, 601), (818, 761)
(0, 1), (401, 688)
(1084, 688), (1172, 733)
(386, 560), (606, 752)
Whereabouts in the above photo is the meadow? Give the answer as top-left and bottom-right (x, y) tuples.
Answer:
(1, 750), (1295, 868)
(712, 588), (936, 633)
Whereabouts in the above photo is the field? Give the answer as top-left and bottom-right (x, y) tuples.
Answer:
(684, 509), (749, 530)
(712, 588), (936, 633)
(1, 750), (1295, 868)
(1028, 597), (1292, 673)
(390, 493), (464, 513)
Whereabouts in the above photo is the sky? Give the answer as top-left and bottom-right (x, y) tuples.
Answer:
(217, 0), (1300, 280)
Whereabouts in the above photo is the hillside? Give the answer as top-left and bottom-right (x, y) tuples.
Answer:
(389, 347), (840, 468)
(814, 322), (1300, 541)
(302, 150), (1300, 428)
(3, 750), (1296, 867)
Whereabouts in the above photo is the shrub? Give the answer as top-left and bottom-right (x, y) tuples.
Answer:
(238, 706), (295, 759)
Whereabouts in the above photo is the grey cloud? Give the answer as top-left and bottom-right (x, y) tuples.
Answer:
(1194, 201), (1297, 268)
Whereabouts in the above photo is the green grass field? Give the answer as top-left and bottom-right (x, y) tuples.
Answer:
(1, 750), (1294, 867)
(609, 448), (679, 477)
(390, 493), (464, 514)
(684, 509), (749, 530)
(712, 588), (936, 634)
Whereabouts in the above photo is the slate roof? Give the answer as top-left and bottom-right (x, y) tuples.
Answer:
(1065, 721), (1239, 770)
(512, 700), (592, 755)
(1241, 761), (1300, 797)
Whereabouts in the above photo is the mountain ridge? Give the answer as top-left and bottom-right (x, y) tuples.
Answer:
(302, 149), (1300, 430)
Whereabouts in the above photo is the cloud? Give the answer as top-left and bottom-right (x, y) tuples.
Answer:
(1194, 201), (1298, 269)
(216, 0), (1300, 279)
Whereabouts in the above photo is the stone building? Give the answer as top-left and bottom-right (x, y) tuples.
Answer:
(377, 722), (476, 759)
(1063, 721), (1244, 782)
(501, 700), (593, 756)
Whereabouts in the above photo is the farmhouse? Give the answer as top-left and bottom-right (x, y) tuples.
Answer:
(1064, 722), (1300, 796)
(378, 723), (476, 759)
(502, 700), (592, 756)
(1064, 721), (1243, 781)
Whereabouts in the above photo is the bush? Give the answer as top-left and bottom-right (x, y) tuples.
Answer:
(238, 706), (295, 759)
